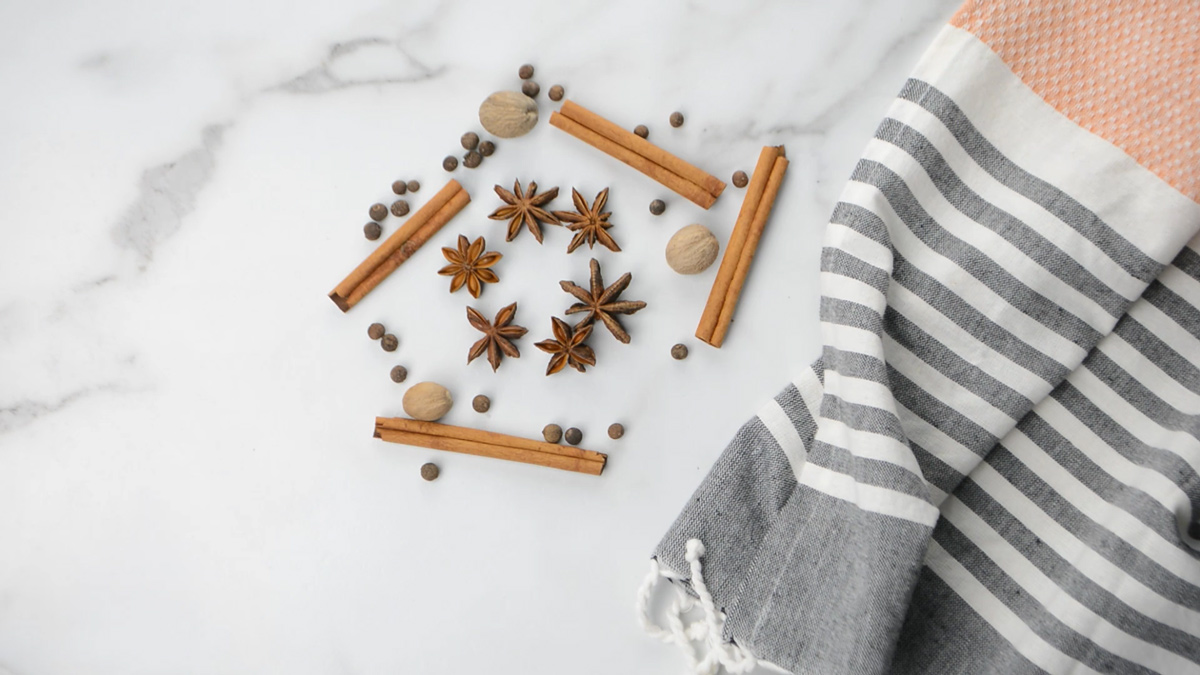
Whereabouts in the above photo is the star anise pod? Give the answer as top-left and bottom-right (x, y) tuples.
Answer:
(535, 317), (596, 375)
(560, 258), (646, 344)
(467, 303), (528, 371)
(438, 235), (501, 298)
(488, 179), (560, 243)
(554, 187), (621, 253)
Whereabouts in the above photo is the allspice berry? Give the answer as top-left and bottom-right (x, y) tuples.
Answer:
(671, 343), (689, 360)
(521, 81), (540, 98)
(649, 199), (666, 216)
(472, 394), (491, 413)
(420, 462), (439, 481)
(518, 63), (534, 79)
(608, 423), (624, 439)
(381, 334), (399, 352)
(390, 365), (408, 383)
(548, 84), (564, 101)
(367, 322), (386, 340)
(564, 427), (583, 445)
(463, 150), (482, 169)
(478, 140), (495, 157)
(407, 180), (420, 193)
(392, 180), (408, 195)
(443, 155), (458, 172)
(369, 203), (388, 221)
(669, 111), (685, 127)
(732, 170), (749, 188)
(364, 222), (382, 240)
(542, 424), (563, 444)
(403, 382), (454, 421)
(391, 199), (410, 217)
(461, 131), (480, 150)
(633, 124), (649, 139)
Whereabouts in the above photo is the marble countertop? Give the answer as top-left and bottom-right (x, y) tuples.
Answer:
(0, 0), (956, 672)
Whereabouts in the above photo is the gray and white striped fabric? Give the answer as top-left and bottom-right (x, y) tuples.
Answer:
(646, 16), (1200, 675)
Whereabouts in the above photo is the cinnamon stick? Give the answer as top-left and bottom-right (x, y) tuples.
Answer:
(374, 417), (606, 476)
(549, 111), (720, 209)
(329, 180), (470, 311)
(559, 100), (726, 198)
(696, 146), (785, 345)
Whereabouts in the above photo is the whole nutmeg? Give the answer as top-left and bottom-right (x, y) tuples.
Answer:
(390, 365), (408, 383)
(443, 155), (458, 172)
(463, 150), (483, 169)
(518, 63), (534, 79)
(666, 224), (720, 275)
(407, 180), (420, 193)
(461, 131), (479, 150)
(548, 84), (564, 101)
(732, 170), (749, 188)
(403, 382), (454, 421)
(367, 322), (386, 340)
(669, 111), (684, 127)
(391, 199), (410, 217)
(649, 199), (666, 216)
(542, 424), (563, 443)
(479, 91), (539, 139)
(478, 140), (496, 157)
(608, 423), (624, 439)
(381, 334), (399, 351)
(564, 427), (583, 445)
(671, 343), (689, 360)
(369, 203), (388, 221)
(521, 81), (540, 98)
(363, 222), (382, 240)
(420, 462), (439, 481)
(392, 180), (408, 195)
(472, 394), (490, 413)
(633, 124), (649, 139)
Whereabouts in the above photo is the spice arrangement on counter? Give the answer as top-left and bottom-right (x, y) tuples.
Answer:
(325, 63), (788, 479)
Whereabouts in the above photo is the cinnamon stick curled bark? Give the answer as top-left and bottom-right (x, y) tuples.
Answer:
(329, 180), (470, 312)
(374, 417), (606, 476)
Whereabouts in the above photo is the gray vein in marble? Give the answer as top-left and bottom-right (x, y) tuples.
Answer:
(0, 383), (127, 434)
(272, 37), (445, 95)
(111, 124), (227, 267)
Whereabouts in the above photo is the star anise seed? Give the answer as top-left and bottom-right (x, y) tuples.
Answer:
(553, 187), (620, 254)
(467, 303), (528, 371)
(534, 316), (596, 375)
(560, 258), (646, 344)
(438, 234), (501, 298)
(488, 179), (561, 244)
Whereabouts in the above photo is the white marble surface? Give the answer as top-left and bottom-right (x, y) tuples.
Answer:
(0, 1), (957, 672)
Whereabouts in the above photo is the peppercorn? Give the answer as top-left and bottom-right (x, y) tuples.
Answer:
(518, 63), (534, 79)
(633, 124), (649, 139)
(463, 151), (482, 169)
(392, 180), (408, 195)
(669, 111), (684, 127)
(369, 203), (388, 221)
(391, 199), (410, 217)
(368, 322), (386, 340)
(565, 427), (582, 445)
(608, 423), (624, 439)
(381, 334), (398, 352)
(420, 462), (439, 481)
(461, 131), (479, 150)
(543, 424), (563, 444)
(732, 170), (749, 188)
(443, 155), (458, 172)
(548, 84), (564, 101)
(472, 394), (491, 413)
(649, 199), (666, 216)
(478, 140), (495, 157)
(671, 343), (689, 360)
(363, 222), (382, 240)
(521, 81), (540, 98)
(390, 365), (408, 383)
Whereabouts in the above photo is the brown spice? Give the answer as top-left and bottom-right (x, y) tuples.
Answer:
(443, 155), (458, 172)
(420, 462), (440, 481)
(461, 132), (479, 150)
(489, 179), (561, 244)
(392, 180), (408, 195)
(369, 203), (388, 221)
(407, 180), (420, 193)
(535, 317), (596, 375)
(439, 234), (502, 298)
(381, 334), (398, 351)
(554, 187), (621, 253)
(649, 199), (665, 216)
(669, 111), (684, 127)
(391, 200), (410, 217)
(363, 222), (382, 240)
(521, 81), (540, 98)
(467, 303), (528, 371)
(560, 258), (646, 344)
(671, 343), (689, 360)
(390, 365), (408, 383)
(542, 424), (563, 443)
(732, 170), (749, 188)
(633, 124), (649, 139)
(472, 395), (491, 413)
(548, 84), (564, 101)
(478, 140), (495, 157)
(608, 423), (624, 439)
(518, 64), (534, 79)
(565, 427), (582, 445)
(368, 322), (386, 340)
(463, 150), (483, 169)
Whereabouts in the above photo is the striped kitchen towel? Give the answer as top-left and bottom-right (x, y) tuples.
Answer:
(638, 2), (1200, 674)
